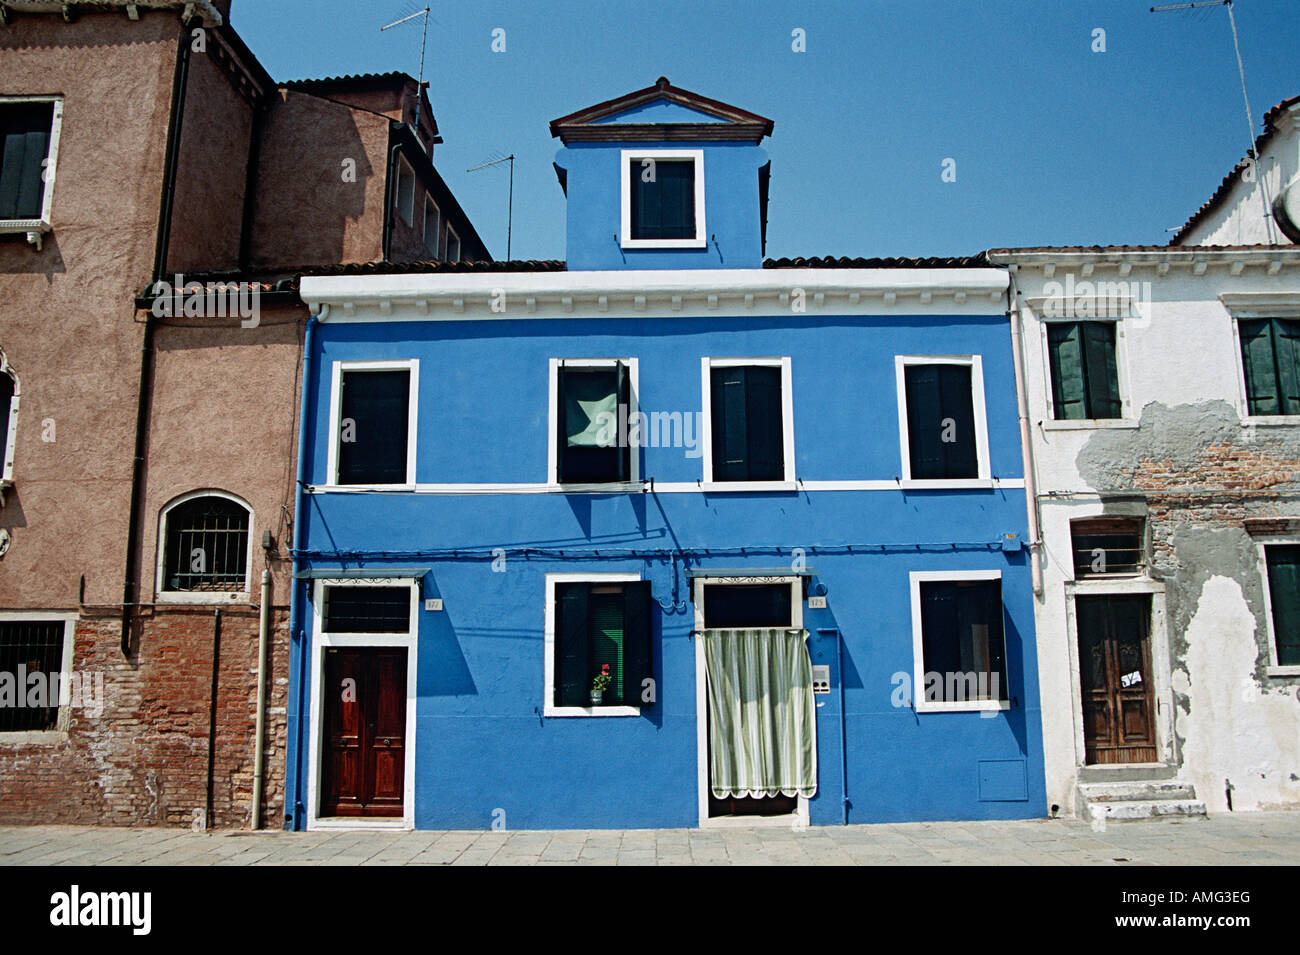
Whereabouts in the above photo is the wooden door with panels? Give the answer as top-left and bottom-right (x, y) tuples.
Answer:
(1076, 594), (1157, 765)
(321, 648), (407, 817)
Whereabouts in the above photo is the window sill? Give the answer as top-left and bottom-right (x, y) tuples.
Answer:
(619, 236), (707, 250)
(1266, 665), (1300, 678)
(899, 478), (994, 491)
(915, 700), (1010, 713)
(1041, 419), (1139, 431)
(0, 219), (50, 250)
(156, 591), (251, 605)
(314, 483), (417, 493)
(543, 704), (642, 718)
(1243, 415), (1300, 427)
(549, 481), (643, 494)
(701, 480), (797, 493)
(0, 730), (68, 745)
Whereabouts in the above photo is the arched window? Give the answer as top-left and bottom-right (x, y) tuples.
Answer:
(0, 354), (17, 485)
(158, 492), (252, 599)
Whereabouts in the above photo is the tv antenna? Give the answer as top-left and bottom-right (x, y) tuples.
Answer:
(467, 154), (515, 261)
(381, 5), (432, 89)
(1151, 1), (1276, 241)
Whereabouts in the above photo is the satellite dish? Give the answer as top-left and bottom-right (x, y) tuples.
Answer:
(1272, 175), (1300, 244)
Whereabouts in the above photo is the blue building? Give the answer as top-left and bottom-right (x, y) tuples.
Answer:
(285, 78), (1046, 830)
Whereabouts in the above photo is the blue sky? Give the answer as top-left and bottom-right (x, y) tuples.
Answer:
(231, 0), (1300, 261)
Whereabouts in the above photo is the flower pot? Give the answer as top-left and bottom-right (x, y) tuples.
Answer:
(589, 690), (604, 705)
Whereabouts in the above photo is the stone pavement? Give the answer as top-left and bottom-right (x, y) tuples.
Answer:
(1, 811), (1296, 865)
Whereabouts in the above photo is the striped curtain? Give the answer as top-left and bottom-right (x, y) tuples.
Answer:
(702, 628), (817, 799)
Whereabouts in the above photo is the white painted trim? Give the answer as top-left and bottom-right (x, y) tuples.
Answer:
(1254, 537), (1300, 674)
(306, 579), (418, 830)
(154, 490), (254, 603)
(619, 148), (706, 249)
(894, 355), (992, 483)
(547, 358), (641, 486)
(692, 576), (809, 828)
(700, 356), (795, 488)
(299, 269), (1011, 322)
(1062, 578), (1174, 769)
(0, 96), (63, 245)
(0, 352), (18, 486)
(395, 153), (416, 226)
(543, 572), (644, 717)
(908, 570), (1009, 713)
(0, 611), (77, 741)
(423, 195), (441, 258)
(303, 477), (1027, 495)
(326, 359), (419, 488)
(1219, 292), (1300, 318)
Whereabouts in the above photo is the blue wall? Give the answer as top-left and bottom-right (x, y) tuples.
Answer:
(555, 99), (768, 270)
(286, 312), (1047, 829)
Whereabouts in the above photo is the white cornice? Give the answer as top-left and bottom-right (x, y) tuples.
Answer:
(299, 268), (1010, 322)
(990, 247), (1300, 273)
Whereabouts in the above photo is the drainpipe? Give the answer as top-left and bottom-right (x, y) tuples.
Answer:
(205, 606), (221, 830)
(1007, 275), (1044, 597)
(286, 310), (321, 829)
(251, 568), (271, 829)
(832, 628), (849, 825)
(121, 14), (195, 657)
(382, 139), (401, 261)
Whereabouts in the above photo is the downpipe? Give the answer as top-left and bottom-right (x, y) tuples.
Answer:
(1007, 277), (1044, 597)
(251, 569), (271, 829)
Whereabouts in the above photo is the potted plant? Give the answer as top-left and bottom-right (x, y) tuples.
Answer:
(590, 663), (612, 705)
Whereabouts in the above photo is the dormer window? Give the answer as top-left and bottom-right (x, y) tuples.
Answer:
(620, 149), (706, 249)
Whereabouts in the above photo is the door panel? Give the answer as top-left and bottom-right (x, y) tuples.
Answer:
(1077, 594), (1157, 764)
(321, 648), (407, 818)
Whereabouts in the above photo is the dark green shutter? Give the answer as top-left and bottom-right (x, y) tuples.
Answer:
(745, 365), (783, 481)
(1274, 319), (1300, 416)
(0, 104), (52, 221)
(712, 366), (749, 481)
(1266, 546), (1300, 667)
(1048, 323), (1087, 420)
(919, 583), (958, 700)
(1082, 322), (1121, 418)
(622, 581), (653, 707)
(905, 365), (944, 479)
(556, 582), (590, 707)
(1239, 319), (1281, 416)
(0, 371), (12, 460)
(938, 364), (977, 478)
(557, 367), (570, 483)
(617, 361), (630, 481)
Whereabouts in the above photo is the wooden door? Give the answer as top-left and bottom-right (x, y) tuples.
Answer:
(321, 648), (407, 817)
(1077, 595), (1157, 764)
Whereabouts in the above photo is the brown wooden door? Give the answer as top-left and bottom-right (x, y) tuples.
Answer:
(321, 648), (407, 817)
(1077, 594), (1157, 764)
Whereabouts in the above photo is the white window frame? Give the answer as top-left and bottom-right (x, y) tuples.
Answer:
(0, 96), (63, 250)
(326, 359), (419, 490)
(1227, 308), (1300, 428)
(547, 358), (640, 488)
(543, 572), (644, 718)
(423, 195), (441, 258)
(894, 355), (992, 489)
(0, 612), (77, 743)
(700, 356), (796, 492)
(445, 224), (460, 262)
(154, 490), (254, 604)
(692, 575), (809, 828)
(1256, 537), (1300, 677)
(0, 352), (18, 486)
(908, 569), (1009, 713)
(395, 154), (416, 227)
(1037, 316), (1137, 430)
(307, 578), (419, 829)
(620, 148), (707, 249)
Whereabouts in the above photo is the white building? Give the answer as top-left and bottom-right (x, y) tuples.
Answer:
(990, 95), (1300, 819)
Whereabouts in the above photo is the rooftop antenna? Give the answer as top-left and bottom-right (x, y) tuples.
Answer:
(467, 154), (515, 261)
(1151, 1), (1276, 241)
(381, 5), (432, 89)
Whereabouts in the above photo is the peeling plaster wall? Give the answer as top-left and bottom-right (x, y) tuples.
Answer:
(1009, 259), (1300, 815)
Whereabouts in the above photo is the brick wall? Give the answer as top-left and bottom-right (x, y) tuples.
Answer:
(0, 607), (290, 829)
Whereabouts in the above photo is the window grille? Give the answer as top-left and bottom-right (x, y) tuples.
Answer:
(163, 496), (249, 592)
(0, 620), (64, 731)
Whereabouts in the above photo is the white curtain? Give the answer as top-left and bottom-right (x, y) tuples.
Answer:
(702, 628), (817, 799)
